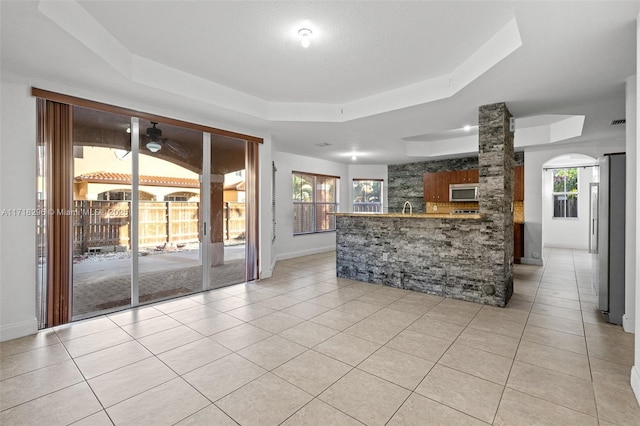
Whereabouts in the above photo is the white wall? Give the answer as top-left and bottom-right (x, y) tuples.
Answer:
(523, 139), (626, 265)
(0, 73), (274, 340)
(541, 165), (596, 250)
(347, 164), (389, 213)
(631, 14), (640, 405)
(0, 76), (38, 340)
(271, 150), (349, 265)
(625, 75), (637, 334)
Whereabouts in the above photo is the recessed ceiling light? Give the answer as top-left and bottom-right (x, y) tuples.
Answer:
(351, 155), (357, 161)
(298, 28), (312, 48)
(463, 125), (471, 131)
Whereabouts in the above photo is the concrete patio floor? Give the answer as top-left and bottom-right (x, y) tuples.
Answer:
(71, 245), (246, 319)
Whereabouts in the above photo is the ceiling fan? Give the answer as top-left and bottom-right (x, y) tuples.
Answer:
(142, 122), (189, 159)
(113, 122), (190, 160)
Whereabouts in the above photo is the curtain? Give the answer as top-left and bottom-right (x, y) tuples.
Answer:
(39, 99), (74, 326)
(245, 140), (260, 281)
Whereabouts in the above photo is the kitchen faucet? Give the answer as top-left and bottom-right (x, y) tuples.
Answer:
(402, 201), (413, 215)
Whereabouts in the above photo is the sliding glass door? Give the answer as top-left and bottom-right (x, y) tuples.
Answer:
(36, 91), (260, 326)
(136, 119), (206, 306)
(72, 107), (134, 318)
(209, 134), (248, 289)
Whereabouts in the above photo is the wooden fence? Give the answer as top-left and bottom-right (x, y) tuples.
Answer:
(73, 200), (244, 255)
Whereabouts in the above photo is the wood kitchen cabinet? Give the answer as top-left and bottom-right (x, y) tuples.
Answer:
(514, 165), (524, 201)
(423, 173), (436, 201)
(424, 169), (480, 201)
(423, 171), (450, 201)
(425, 167), (525, 202)
(514, 222), (524, 264)
(450, 169), (479, 184)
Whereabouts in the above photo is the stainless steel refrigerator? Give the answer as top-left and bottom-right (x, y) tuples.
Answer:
(596, 153), (626, 325)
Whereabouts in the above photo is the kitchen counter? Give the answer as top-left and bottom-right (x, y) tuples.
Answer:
(334, 212), (485, 220)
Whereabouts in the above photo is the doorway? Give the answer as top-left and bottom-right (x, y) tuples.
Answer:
(541, 154), (598, 251)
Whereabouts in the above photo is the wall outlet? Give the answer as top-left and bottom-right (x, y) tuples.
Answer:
(382, 252), (389, 261)
(433, 205), (438, 211)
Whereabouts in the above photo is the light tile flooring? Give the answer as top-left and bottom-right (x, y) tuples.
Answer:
(2, 248), (639, 425)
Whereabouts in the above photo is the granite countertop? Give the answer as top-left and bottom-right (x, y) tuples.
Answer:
(333, 212), (484, 219)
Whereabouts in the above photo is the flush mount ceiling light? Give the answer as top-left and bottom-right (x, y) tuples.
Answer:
(298, 28), (312, 48)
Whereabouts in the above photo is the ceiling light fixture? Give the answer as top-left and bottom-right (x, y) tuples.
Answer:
(463, 125), (471, 131)
(298, 28), (312, 48)
(351, 155), (357, 161)
(146, 141), (162, 153)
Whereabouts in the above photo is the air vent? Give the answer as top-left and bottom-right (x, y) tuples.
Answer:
(610, 119), (626, 126)
(314, 142), (333, 147)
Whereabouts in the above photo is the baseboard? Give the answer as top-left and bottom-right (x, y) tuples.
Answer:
(0, 318), (38, 342)
(631, 365), (640, 407)
(623, 314), (636, 334)
(258, 258), (275, 280)
(520, 257), (544, 266)
(276, 246), (335, 262)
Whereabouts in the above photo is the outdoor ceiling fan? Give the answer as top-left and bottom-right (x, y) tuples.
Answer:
(142, 122), (189, 158)
(113, 122), (190, 160)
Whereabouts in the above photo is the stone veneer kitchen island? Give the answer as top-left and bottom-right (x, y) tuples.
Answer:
(335, 212), (509, 306)
(336, 103), (515, 307)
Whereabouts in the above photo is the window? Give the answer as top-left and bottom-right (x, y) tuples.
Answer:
(552, 168), (578, 218)
(353, 179), (383, 213)
(292, 172), (339, 234)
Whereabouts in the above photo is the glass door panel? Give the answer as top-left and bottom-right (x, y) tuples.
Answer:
(136, 120), (205, 304)
(210, 134), (247, 288)
(72, 107), (134, 319)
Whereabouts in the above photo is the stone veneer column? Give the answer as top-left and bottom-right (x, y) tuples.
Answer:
(478, 102), (514, 305)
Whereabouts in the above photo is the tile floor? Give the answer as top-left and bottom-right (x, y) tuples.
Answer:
(1, 248), (639, 425)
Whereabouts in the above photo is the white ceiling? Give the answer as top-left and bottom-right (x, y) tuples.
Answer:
(1, 1), (638, 164)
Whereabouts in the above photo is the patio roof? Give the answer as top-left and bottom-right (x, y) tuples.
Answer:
(74, 172), (199, 188)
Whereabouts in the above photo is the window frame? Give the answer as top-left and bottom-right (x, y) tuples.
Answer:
(551, 167), (579, 219)
(292, 171), (339, 235)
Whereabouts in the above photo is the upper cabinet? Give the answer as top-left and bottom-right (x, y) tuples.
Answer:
(514, 165), (524, 201)
(424, 166), (524, 201)
(450, 169), (479, 184)
(423, 171), (450, 201)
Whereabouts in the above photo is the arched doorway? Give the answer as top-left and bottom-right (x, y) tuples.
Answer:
(541, 154), (598, 252)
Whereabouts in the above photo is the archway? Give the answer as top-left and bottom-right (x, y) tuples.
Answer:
(541, 154), (598, 252)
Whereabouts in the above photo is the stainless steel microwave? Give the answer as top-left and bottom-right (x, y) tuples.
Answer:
(449, 183), (479, 202)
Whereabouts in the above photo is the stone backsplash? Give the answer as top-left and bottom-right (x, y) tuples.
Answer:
(513, 201), (524, 223)
(425, 201), (479, 214)
(425, 200), (523, 222)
